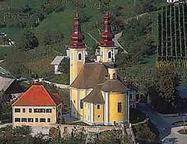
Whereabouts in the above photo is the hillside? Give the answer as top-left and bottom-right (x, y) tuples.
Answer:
(0, 0), (166, 86)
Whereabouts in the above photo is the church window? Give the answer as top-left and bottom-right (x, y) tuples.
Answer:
(108, 51), (112, 59)
(117, 102), (122, 113)
(97, 105), (100, 109)
(130, 94), (133, 100)
(80, 100), (83, 109)
(78, 53), (82, 60)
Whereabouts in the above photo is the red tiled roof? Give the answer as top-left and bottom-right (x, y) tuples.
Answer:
(13, 84), (61, 106)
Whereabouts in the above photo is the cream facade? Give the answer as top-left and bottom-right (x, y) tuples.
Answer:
(12, 106), (59, 127)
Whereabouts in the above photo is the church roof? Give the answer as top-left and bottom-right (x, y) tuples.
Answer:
(101, 79), (128, 92)
(13, 84), (62, 106)
(71, 62), (108, 89)
(82, 85), (105, 104)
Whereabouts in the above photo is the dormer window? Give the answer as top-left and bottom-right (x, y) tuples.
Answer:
(78, 53), (82, 60)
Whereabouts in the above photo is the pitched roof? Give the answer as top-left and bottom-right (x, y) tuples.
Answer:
(51, 56), (64, 65)
(101, 79), (128, 92)
(82, 85), (105, 104)
(71, 63), (108, 89)
(13, 84), (61, 106)
(0, 76), (15, 92)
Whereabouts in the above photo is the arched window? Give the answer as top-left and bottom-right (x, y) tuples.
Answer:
(78, 53), (82, 60)
(108, 51), (112, 59)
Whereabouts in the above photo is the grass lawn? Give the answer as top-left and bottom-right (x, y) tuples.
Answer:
(0, 0), (167, 87)
(0, 46), (12, 60)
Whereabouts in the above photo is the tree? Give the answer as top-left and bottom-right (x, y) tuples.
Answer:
(150, 64), (180, 113)
(17, 30), (39, 51)
(43, 32), (64, 46)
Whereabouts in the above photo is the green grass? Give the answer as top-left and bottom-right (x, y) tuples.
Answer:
(0, 46), (12, 60)
(6, 0), (47, 9)
(0, 0), (166, 85)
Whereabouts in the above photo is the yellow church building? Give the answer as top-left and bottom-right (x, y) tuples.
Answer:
(69, 12), (136, 125)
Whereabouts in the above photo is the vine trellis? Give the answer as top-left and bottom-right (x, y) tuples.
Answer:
(157, 1), (187, 68)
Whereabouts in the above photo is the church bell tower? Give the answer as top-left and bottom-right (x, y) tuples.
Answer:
(69, 13), (86, 85)
(99, 12), (117, 63)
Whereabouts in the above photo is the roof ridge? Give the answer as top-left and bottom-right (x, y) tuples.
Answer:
(12, 85), (32, 106)
(40, 85), (57, 105)
(12, 84), (57, 106)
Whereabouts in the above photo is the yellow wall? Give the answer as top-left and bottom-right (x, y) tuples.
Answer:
(93, 104), (104, 123)
(12, 106), (57, 127)
(109, 92), (127, 123)
(71, 88), (78, 117)
(71, 88), (92, 119)
(70, 48), (85, 84)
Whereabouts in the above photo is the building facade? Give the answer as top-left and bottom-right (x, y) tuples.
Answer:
(69, 12), (136, 125)
(12, 84), (63, 127)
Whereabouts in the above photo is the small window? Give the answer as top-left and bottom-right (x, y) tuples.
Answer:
(117, 102), (122, 113)
(80, 100), (83, 109)
(40, 118), (46, 122)
(15, 118), (20, 122)
(15, 108), (20, 113)
(47, 118), (50, 122)
(46, 109), (52, 113)
(28, 118), (33, 122)
(21, 118), (27, 122)
(98, 115), (100, 118)
(78, 53), (82, 60)
(108, 51), (112, 59)
(35, 118), (38, 122)
(97, 105), (100, 109)
(34, 109), (45, 113)
(29, 108), (32, 113)
(22, 108), (26, 113)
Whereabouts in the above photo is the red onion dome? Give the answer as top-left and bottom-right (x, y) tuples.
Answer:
(100, 13), (114, 47)
(70, 13), (86, 49)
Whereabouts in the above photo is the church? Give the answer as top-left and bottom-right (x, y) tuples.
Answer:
(69, 12), (136, 125)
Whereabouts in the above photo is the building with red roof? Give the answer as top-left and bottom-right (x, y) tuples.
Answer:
(12, 84), (63, 127)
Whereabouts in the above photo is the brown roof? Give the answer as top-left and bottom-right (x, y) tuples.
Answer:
(82, 85), (105, 104)
(71, 63), (108, 89)
(101, 79), (128, 92)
